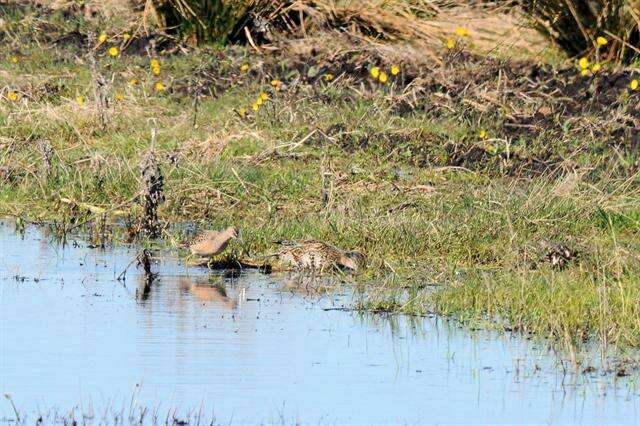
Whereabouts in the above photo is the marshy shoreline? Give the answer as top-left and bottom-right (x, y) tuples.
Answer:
(2, 0), (640, 372)
(3, 220), (640, 425)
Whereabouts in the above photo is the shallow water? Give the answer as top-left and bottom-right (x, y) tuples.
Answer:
(1, 222), (639, 425)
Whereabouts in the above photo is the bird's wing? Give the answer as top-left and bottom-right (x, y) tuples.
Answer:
(191, 230), (219, 245)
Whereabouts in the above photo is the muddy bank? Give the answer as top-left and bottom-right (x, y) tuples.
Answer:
(171, 44), (640, 176)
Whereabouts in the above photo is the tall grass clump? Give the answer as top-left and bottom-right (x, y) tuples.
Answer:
(152, 0), (279, 44)
(521, 0), (640, 63)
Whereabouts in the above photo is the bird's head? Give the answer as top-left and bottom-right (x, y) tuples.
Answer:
(340, 251), (366, 271)
(226, 226), (240, 240)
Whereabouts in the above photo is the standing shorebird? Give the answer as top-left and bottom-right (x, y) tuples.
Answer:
(182, 226), (239, 265)
(275, 240), (365, 272)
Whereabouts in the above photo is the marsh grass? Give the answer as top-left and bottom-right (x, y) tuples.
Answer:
(2, 4), (640, 364)
(152, 0), (273, 44)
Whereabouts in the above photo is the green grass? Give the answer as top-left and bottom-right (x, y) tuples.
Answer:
(2, 5), (640, 366)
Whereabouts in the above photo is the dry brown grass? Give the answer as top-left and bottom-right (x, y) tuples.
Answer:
(36, 0), (136, 18)
(33, 0), (545, 60)
(291, 1), (544, 57)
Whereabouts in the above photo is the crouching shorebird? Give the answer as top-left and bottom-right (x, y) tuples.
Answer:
(182, 226), (239, 266)
(274, 240), (365, 272)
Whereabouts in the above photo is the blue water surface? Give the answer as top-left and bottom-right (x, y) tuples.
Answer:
(1, 222), (639, 425)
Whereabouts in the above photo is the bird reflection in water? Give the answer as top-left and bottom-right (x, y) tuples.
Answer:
(178, 277), (242, 310)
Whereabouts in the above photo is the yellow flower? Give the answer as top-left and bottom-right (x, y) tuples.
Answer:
(76, 95), (85, 106)
(10, 55), (18, 63)
(324, 73), (334, 82)
(591, 63), (601, 73)
(108, 46), (119, 57)
(378, 72), (388, 84)
(580, 68), (590, 77)
(98, 32), (107, 43)
(238, 107), (247, 116)
(271, 79), (281, 87)
(485, 144), (497, 155)
(596, 36), (608, 46)
(390, 65), (400, 76)
(578, 57), (590, 69)
(129, 78), (139, 86)
(370, 66), (380, 79)
(7, 91), (18, 102)
(255, 97), (264, 106)
(479, 129), (487, 139)
(446, 38), (455, 50)
(455, 27), (470, 37)
(123, 33), (131, 41)
(260, 92), (269, 101)
(149, 59), (161, 76)
(154, 81), (165, 92)
(240, 63), (250, 73)
(631, 79), (639, 91)
(252, 103), (260, 111)
(115, 93), (124, 101)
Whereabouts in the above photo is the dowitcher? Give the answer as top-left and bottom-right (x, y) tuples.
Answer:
(275, 240), (365, 272)
(182, 226), (239, 264)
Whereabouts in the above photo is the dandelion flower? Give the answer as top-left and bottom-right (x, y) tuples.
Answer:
(255, 97), (264, 106)
(378, 72), (388, 84)
(370, 66), (380, 79)
(580, 68), (590, 77)
(154, 81), (165, 92)
(115, 93), (124, 102)
(108, 46), (119, 57)
(479, 129), (487, 139)
(10, 55), (18, 63)
(238, 107), (247, 116)
(446, 38), (455, 50)
(596, 36), (608, 46)
(271, 79), (281, 88)
(252, 103), (260, 111)
(631, 79), (639, 91)
(240, 63), (250, 73)
(455, 27), (470, 37)
(7, 91), (18, 102)
(324, 73), (334, 82)
(390, 65), (400, 76)
(260, 92), (269, 101)
(129, 78), (139, 86)
(98, 32), (107, 43)
(578, 57), (590, 69)
(150, 59), (161, 76)
(76, 95), (85, 106)
(123, 32), (131, 41)
(591, 63), (601, 73)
